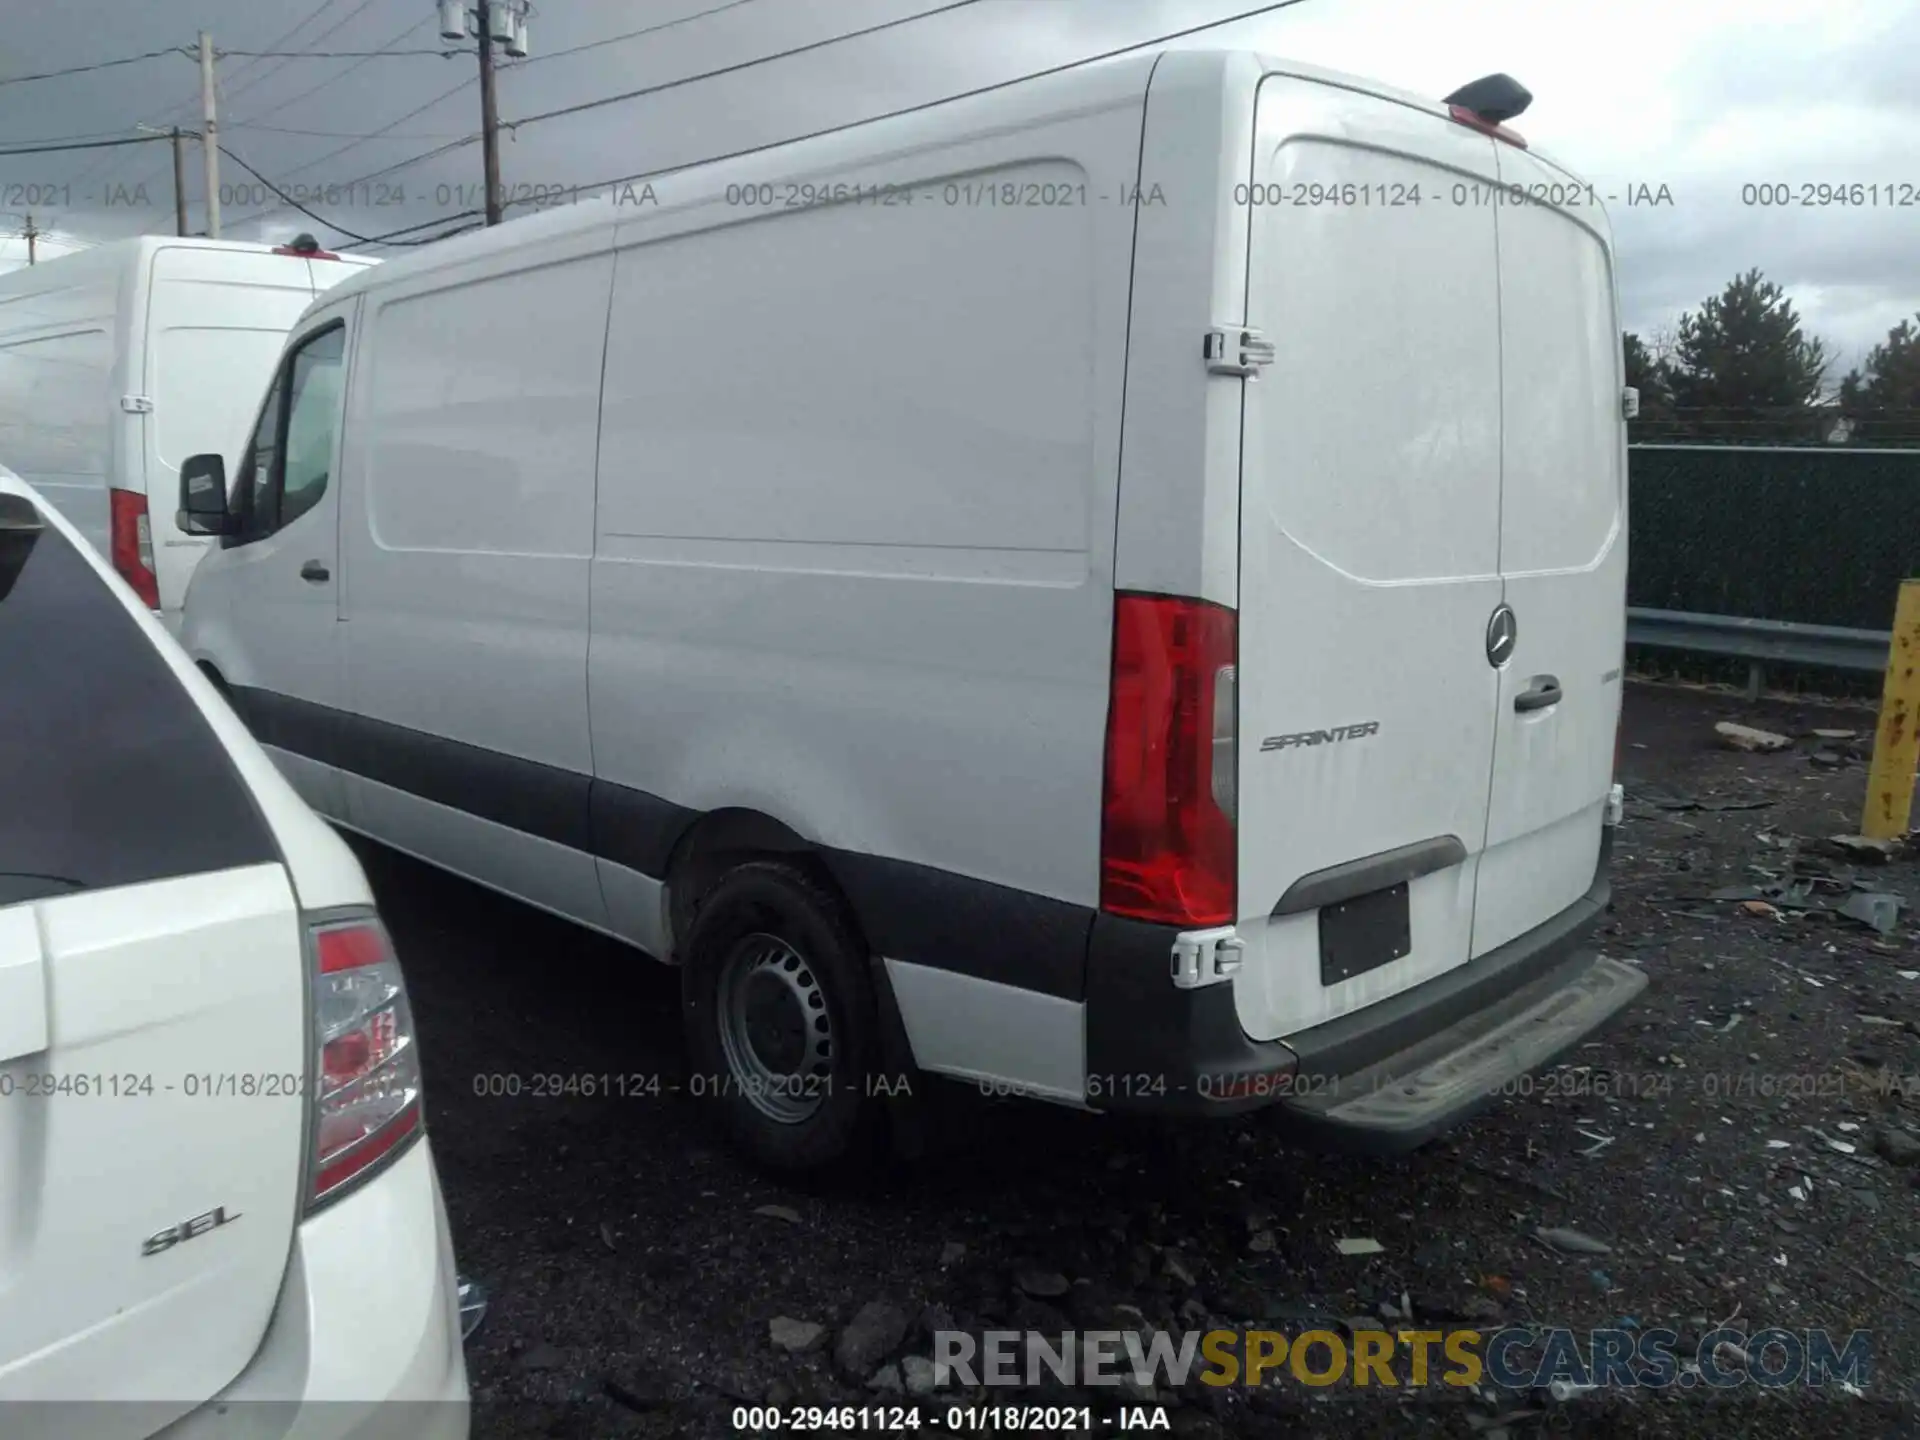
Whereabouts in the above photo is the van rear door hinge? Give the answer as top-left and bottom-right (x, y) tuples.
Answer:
(120, 395), (153, 414)
(1204, 326), (1274, 378)
(1171, 926), (1245, 990)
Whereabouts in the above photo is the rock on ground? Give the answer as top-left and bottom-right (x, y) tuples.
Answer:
(835, 1301), (910, 1379)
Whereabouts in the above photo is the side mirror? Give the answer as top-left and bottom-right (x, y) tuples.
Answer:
(177, 454), (233, 536)
(0, 492), (44, 606)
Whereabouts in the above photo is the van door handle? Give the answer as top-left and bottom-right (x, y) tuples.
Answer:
(1514, 677), (1562, 713)
(299, 560), (330, 583)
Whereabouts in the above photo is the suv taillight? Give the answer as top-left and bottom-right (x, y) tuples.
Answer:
(108, 488), (160, 610)
(1100, 593), (1238, 927)
(307, 914), (423, 1210)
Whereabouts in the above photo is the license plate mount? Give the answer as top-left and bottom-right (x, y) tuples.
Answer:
(1318, 882), (1411, 986)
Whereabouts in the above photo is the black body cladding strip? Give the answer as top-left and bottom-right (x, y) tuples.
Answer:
(228, 686), (1090, 1000)
(1272, 834), (1467, 917)
(1083, 828), (1615, 1120)
(1282, 826), (1613, 1083)
(222, 687), (1616, 1039)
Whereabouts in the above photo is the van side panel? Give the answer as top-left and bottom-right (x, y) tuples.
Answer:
(339, 231), (615, 930)
(0, 254), (120, 558)
(588, 95), (1145, 1037)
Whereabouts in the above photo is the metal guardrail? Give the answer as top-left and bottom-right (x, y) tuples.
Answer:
(1626, 606), (1890, 691)
(1626, 607), (1890, 671)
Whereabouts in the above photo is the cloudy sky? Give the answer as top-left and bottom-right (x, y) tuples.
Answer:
(1, 0), (1913, 372)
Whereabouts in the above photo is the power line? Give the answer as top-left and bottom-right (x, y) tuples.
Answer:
(0, 121), (172, 147)
(220, 0), (403, 110)
(217, 143), (390, 243)
(223, 12), (432, 118)
(342, 210), (486, 247)
(116, 9), (436, 223)
(226, 0), (781, 230)
(506, 0), (984, 132)
(219, 70), (479, 231)
(227, 120), (470, 140)
(0, 133), (170, 158)
(217, 46), (467, 58)
(228, 0), (1217, 235)
(348, 134), (478, 184)
(500, 0), (768, 69)
(0, 46), (189, 87)
(507, 0), (1315, 215)
(213, 0), (365, 101)
(227, 15), (438, 125)
(383, 218), (485, 245)
(217, 143), (481, 250)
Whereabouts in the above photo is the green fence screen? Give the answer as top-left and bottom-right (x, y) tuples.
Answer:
(1628, 446), (1920, 631)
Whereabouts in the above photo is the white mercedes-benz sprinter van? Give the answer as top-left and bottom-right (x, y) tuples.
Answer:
(0, 235), (375, 624)
(178, 50), (1643, 1174)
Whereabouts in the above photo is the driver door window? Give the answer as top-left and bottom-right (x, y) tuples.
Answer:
(227, 322), (345, 547)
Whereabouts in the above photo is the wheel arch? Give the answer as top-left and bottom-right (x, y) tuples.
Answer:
(660, 807), (865, 962)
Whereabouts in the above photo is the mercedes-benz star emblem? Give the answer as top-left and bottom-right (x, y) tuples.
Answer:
(1486, 604), (1518, 667)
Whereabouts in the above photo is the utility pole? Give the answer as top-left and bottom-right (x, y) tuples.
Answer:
(22, 214), (36, 265)
(442, 2), (527, 226)
(476, 18), (501, 226)
(171, 126), (188, 236)
(199, 31), (221, 238)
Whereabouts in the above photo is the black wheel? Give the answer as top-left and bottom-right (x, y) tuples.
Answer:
(680, 860), (883, 1175)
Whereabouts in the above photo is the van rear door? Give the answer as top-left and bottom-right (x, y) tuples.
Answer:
(0, 495), (305, 1436)
(1229, 76), (1506, 1043)
(1471, 148), (1626, 955)
(140, 246), (326, 614)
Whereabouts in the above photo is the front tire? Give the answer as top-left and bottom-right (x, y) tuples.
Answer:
(680, 860), (883, 1175)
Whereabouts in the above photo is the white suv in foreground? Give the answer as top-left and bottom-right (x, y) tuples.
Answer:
(0, 469), (467, 1439)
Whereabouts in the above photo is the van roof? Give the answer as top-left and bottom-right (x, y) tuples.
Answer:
(316, 47), (1585, 312)
(0, 234), (376, 296)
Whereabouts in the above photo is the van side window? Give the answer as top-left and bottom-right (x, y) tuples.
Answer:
(279, 326), (345, 530)
(227, 322), (345, 547)
(231, 372), (286, 545)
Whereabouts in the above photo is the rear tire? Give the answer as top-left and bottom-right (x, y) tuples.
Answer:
(680, 860), (884, 1176)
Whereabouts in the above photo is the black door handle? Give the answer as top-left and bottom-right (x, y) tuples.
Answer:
(1514, 678), (1562, 713)
(299, 560), (330, 583)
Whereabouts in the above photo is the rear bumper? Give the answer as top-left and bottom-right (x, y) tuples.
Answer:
(1083, 828), (1644, 1151)
(154, 1137), (469, 1440)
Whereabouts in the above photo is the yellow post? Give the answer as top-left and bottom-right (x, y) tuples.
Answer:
(1863, 579), (1920, 840)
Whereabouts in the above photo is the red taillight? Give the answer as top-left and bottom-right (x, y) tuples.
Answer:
(308, 916), (423, 1209)
(1447, 104), (1528, 149)
(107, 488), (160, 610)
(1100, 593), (1238, 927)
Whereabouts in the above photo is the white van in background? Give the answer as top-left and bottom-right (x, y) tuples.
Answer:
(179, 49), (1643, 1175)
(0, 235), (375, 623)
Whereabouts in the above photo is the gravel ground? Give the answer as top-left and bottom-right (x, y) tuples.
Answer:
(360, 679), (1920, 1439)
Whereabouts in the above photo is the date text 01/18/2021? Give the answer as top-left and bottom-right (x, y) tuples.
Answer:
(722, 181), (1168, 211)
(467, 1072), (917, 1100)
(0, 1072), (316, 1099)
(729, 1404), (1170, 1432)
(975, 1073), (1336, 1104)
